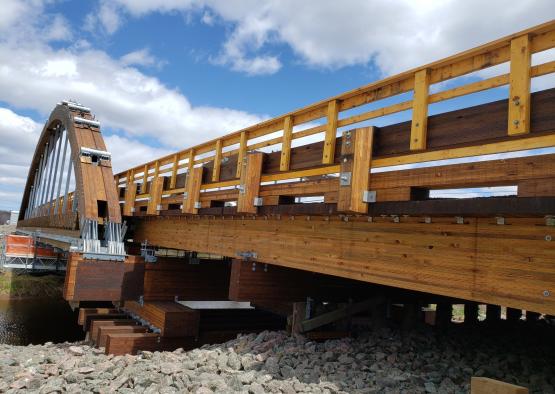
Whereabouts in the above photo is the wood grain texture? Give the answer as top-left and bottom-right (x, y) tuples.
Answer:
(410, 69), (430, 150)
(508, 35), (532, 135)
(182, 166), (203, 214)
(134, 216), (555, 315)
(63, 253), (145, 302)
(237, 152), (264, 214)
(123, 301), (200, 338)
(337, 127), (373, 213)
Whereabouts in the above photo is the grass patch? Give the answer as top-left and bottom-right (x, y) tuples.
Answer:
(0, 271), (64, 298)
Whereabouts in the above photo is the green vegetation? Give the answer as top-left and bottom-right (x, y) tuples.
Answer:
(0, 271), (64, 299)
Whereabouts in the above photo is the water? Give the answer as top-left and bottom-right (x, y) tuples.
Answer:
(0, 298), (84, 345)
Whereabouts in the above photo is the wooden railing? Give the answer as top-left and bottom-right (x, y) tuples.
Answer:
(115, 20), (555, 216)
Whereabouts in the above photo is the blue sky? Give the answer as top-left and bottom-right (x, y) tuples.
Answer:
(0, 0), (554, 211)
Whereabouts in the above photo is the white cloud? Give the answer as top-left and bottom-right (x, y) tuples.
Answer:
(0, 108), (42, 166)
(106, 0), (555, 76)
(0, 42), (266, 149)
(44, 14), (72, 42)
(120, 48), (164, 68)
(104, 135), (172, 173)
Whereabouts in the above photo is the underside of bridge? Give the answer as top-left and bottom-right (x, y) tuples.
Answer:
(16, 21), (555, 354)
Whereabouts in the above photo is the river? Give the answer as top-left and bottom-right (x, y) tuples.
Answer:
(0, 298), (84, 345)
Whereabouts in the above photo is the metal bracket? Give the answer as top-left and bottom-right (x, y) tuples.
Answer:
(362, 190), (376, 203)
(62, 100), (91, 113)
(74, 116), (100, 128)
(339, 172), (352, 186)
(238, 185), (246, 195)
(546, 215), (555, 226)
(82, 252), (125, 262)
(455, 216), (464, 224)
(80, 147), (111, 163)
(496, 216), (505, 225)
(183, 191), (188, 200)
(194, 201), (202, 209)
(237, 251), (257, 261)
(253, 197), (263, 206)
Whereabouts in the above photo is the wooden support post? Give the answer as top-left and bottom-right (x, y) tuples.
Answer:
(170, 154), (178, 189)
(506, 307), (522, 322)
(212, 139), (223, 182)
(147, 176), (165, 215)
(525, 310), (541, 322)
(123, 170), (136, 216)
(435, 302), (452, 329)
(237, 152), (264, 214)
(508, 34), (531, 136)
(471, 377), (528, 394)
(280, 115), (294, 171)
(236, 131), (247, 178)
(182, 166), (203, 214)
(410, 68), (431, 151)
(486, 304), (501, 322)
(464, 302), (479, 326)
(322, 100), (338, 164)
(401, 302), (421, 331)
(337, 127), (374, 213)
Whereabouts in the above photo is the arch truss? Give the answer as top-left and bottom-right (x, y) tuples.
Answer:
(17, 101), (125, 258)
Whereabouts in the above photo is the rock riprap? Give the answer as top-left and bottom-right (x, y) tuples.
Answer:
(0, 327), (553, 393)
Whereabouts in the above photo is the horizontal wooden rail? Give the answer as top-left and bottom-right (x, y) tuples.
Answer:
(116, 21), (555, 216)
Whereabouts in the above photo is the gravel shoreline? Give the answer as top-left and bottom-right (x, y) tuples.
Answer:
(0, 327), (554, 393)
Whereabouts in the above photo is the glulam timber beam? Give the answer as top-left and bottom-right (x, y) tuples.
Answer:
(134, 215), (555, 315)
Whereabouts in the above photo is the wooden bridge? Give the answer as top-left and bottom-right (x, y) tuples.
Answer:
(16, 21), (555, 354)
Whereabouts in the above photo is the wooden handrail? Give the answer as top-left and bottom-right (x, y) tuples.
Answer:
(116, 21), (555, 197)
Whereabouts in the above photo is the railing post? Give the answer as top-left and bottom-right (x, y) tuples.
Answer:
(123, 170), (136, 216)
(323, 100), (338, 164)
(142, 164), (148, 194)
(182, 166), (203, 214)
(337, 127), (374, 213)
(237, 152), (264, 214)
(280, 115), (293, 171)
(508, 34), (531, 135)
(236, 132), (247, 178)
(410, 68), (431, 151)
(212, 139), (223, 182)
(187, 149), (194, 175)
(147, 176), (165, 215)
(170, 154), (178, 189)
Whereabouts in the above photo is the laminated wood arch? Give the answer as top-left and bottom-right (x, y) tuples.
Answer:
(18, 102), (121, 230)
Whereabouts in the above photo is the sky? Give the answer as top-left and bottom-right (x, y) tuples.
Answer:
(0, 0), (554, 211)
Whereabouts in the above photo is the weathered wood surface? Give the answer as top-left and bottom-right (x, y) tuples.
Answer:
(143, 259), (230, 301)
(97, 325), (148, 348)
(123, 301), (200, 338)
(134, 215), (555, 315)
(89, 319), (137, 343)
(229, 259), (375, 307)
(64, 253), (145, 302)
